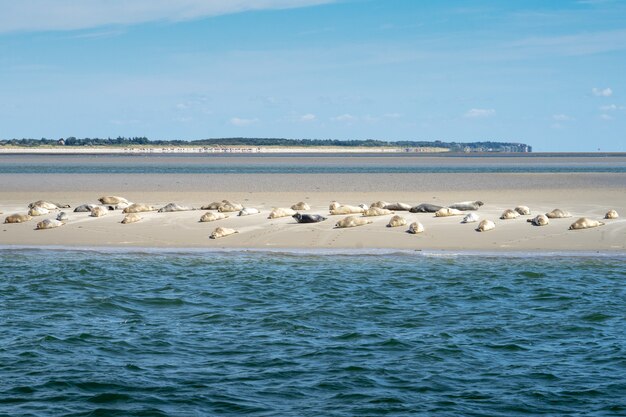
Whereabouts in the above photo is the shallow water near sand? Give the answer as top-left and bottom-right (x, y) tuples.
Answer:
(2, 249), (625, 416)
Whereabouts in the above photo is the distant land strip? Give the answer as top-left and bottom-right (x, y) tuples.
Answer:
(0, 137), (532, 153)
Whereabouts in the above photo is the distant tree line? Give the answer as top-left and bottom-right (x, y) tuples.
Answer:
(0, 136), (532, 152)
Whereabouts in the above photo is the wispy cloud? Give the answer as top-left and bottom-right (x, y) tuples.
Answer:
(229, 117), (258, 126)
(464, 108), (495, 118)
(552, 114), (573, 121)
(331, 114), (357, 123)
(599, 104), (623, 111)
(299, 113), (316, 122)
(0, 0), (336, 33)
(600, 114), (613, 120)
(592, 87), (613, 97)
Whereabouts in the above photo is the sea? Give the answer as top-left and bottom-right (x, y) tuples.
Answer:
(1, 153), (626, 416)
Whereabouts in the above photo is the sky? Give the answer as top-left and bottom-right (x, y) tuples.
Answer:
(1, 0), (625, 152)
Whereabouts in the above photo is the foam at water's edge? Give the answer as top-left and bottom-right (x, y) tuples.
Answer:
(0, 244), (624, 259)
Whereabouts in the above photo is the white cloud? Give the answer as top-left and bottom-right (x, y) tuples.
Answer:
(599, 104), (624, 111)
(552, 114), (572, 121)
(229, 117), (258, 126)
(592, 87), (613, 97)
(0, 0), (335, 33)
(464, 108), (495, 118)
(600, 114), (613, 120)
(383, 113), (402, 119)
(331, 114), (357, 122)
(299, 113), (316, 122)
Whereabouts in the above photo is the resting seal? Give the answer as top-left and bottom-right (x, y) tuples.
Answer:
(292, 213), (327, 223)
(370, 201), (390, 209)
(218, 202), (243, 213)
(56, 212), (68, 221)
(122, 213), (142, 224)
(209, 227), (238, 239)
(200, 212), (229, 222)
(90, 206), (108, 217)
(291, 202), (310, 211)
(408, 221), (424, 234)
(5, 213), (32, 224)
(500, 209), (520, 220)
(605, 209), (619, 219)
(462, 213), (480, 223)
(363, 207), (394, 217)
(36, 219), (65, 230)
(384, 202), (411, 211)
(569, 217), (605, 230)
(476, 219), (495, 232)
(99, 196), (129, 205)
(409, 203), (443, 213)
(448, 201), (484, 211)
(334, 215), (372, 228)
(74, 204), (97, 213)
(201, 200), (227, 210)
(330, 205), (365, 215)
(515, 206), (531, 215)
(28, 206), (50, 216)
(435, 208), (464, 217)
(158, 203), (195, 213)
(238, 207), (260, 216)
(387, 215), (407, 228)
(546, 209), (572, 219)
(123, 203), (157, 214)
(28, 201), (69, 210)
(527, 214), (549, 226)
(329, 201), (341, 211)
(268, 207), (297, 219)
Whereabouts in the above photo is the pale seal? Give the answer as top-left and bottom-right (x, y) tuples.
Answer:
(28, 201), (69, 210)
(569, 217), (605, 230)
(4, 213), (32, 224)
(238, 207), (260, 216)
(605, 209), (619, 219)
(330, 205), (365, 215)
(292, 213), (327, 223)
(546, 209), (572, 219)
(200, 212), (229, 222)
(462, 212), (480, 223)
(384, 202), (412, 211)
(201, 201), (227, 210)
(387, 215), (407, 228)
(98, 196), (129, 205)
(435, 207), (464, 217)
(527, 214), (549, 226)
(500, 209), (520, 220)
(409, 203), (443, 213)
(448, 201), (484, 211)
(123, 203), (157, 214)
(218, 202), (243, 213)
(90, 206), (108, 217)
(334, 215), (372, 228)
(370, 201), (390, 209)
(476, 219), (495, 232)
(36, 219), (65, 230)
(122, 213), (142, 224)
(56, 212), (69, 221)
(363, 207), (394, 217)
(408, 221), (424, 234)
(515, 206), (531, 215)
(291, 202), (310, 211)
(158, 203), (195, 213)
(28, 206), (50, 216)
(329, 201), (341, 211)
(268, 207), (297, 219)
(209, 227), (238, 239)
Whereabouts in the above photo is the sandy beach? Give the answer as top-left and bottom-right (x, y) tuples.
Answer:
(1, 169), (624, 252)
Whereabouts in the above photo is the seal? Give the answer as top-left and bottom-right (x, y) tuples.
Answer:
(238, 207), (260, 216)
(99, 196), (129, 205)
(268, 207), (297, 219)
(330, 205), (365, 215)
(387, 215), (407, 228)
(384, 202), (412, 211)
(200, 212), (229, 222)
(121, 213), (142, 224)
(4, 213), (32, 224)
(56, 212), (69, 221)
(292, 213), (327, 223)
(218, 202), (243, 213)
(448, 201), (484, 211)
(123, 203), (157, 214)
(329, 201), (341, 211)
(409, 203), (443, 213)
(74, 204), (98, 213)
(569, 217), (605, 230)
(605, 209), (619, 219)
(291, 202), (310, 211)
(370, 201), (390, 209)
(435, 207), (464, 217)
(158, 203), (195, 213)
(476, 219), (495, 232)
(546, 209), (572, 219)
(515, 206), (531, 215)
(28, 201), (69, 210)
(500, 209), (520, 220)
(36, 219), (65, 230)
(28, 206), (50, 216)
(201, 201), (227, 210)
(527, 214), (549, 226)
(407, 221), (424, 234)
(334, 215), (372, 228)
(91, 206), (108, 217)
(462, 212), (480, 223)
(209, 227), (238, 239)
(363, 207), (394, 217)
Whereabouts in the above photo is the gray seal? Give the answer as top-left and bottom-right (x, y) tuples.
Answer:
(74, 204), (114, 212)
(409, 203), (443, 213)
(293, 213), (327, 223)
(448, 201), (484, 211)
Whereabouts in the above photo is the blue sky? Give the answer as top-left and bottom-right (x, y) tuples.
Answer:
(1, 0), (625, 151)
